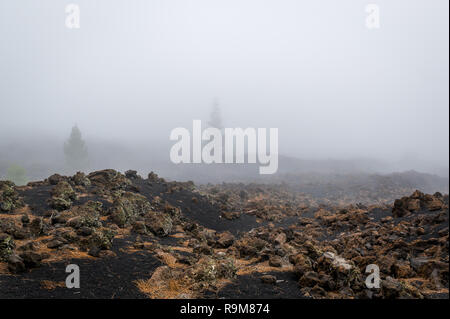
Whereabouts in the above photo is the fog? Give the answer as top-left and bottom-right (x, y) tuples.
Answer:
(0, 0), (448, 182)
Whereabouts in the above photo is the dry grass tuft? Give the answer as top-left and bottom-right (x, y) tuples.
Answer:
(135, 273), (194, 299)
(40, 280), (66, 290)
(236, 259), (294, 275)
(156, 250), (179, 268)
(170, 233), (185, 239)
(0, 262), (9, 274)
(13, 205), (32, 215)
(168, 246), (192, 253)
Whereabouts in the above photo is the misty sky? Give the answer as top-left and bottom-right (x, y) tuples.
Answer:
(0, 0), (448, 169)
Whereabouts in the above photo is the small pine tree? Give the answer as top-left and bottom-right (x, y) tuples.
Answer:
(208, 98), (223, 129)
(205, 99), (225, 161)
(6, 164), (27, 186)
(64, 125), (89, 172)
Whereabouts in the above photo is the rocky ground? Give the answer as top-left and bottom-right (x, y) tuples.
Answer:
(0, 169), (448, 299)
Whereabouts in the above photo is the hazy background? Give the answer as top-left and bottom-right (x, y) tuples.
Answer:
(0, 0), (448, 184)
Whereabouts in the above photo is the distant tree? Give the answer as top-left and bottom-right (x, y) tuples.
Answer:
(6, 164), (27, 186)
(64, 125), (89, 172)
(205, 99), (225, 161)
(208, 98), (223, 129)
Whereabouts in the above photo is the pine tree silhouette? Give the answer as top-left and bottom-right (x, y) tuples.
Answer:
(206, 98), (224, 162)
(208, 98), (223, 129)
(64, 125), (89, 172)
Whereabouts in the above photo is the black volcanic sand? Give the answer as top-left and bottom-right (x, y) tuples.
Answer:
(1, 178), (266, 298)
(19, 179), (263, 235)
(2, 175), (448, 299)
(132, 179), (263, 234)
(19, 185), (112, 216)
(0, 237), (161, 299)
(215, 272), (305, 299)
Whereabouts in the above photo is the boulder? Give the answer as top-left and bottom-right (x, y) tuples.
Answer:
(87, 169), (131, 190)
(0, 181), (24, 212)
(19, 251), (44, 268)
(299, 271), (321, 287)
(269, 255), (283, 267)
(47, 239), (65, 249)
(71, 172), (91, 186)
(125, 170), (139, 179)
(47, 174), (67, 185)
(0, 233), (15, 261)
(131, 221), (148, 234)
(109, 192), (151, 227)
(221, 211), (241, 220)
(144, 211), (173, 237)
(7, 254), (26, 273)
(381, 276), (403, 299)
(321, 252), (353, 271)
(29, 217), (49, 236)
(423, 198), (443, 211)
(85, 229), (116, 250)
(290, 253), (313, 277)
(260, 275), (277, 284)
(274, 232), (287, 245)
(49, 181), (77, 211)
(216, 232), (235, 248)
